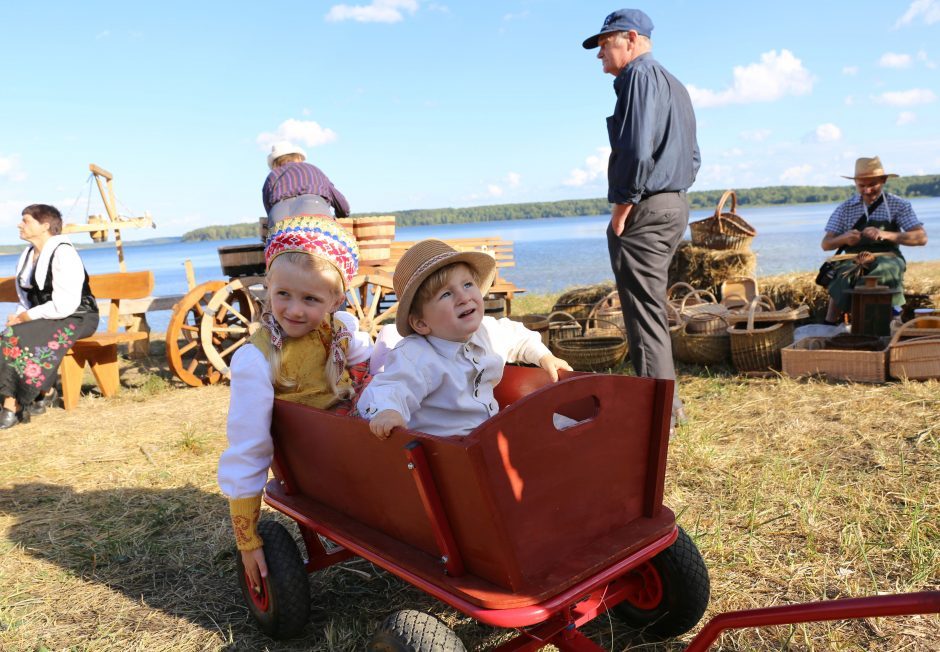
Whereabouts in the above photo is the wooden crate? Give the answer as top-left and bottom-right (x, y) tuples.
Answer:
(782, 336), (888, 383)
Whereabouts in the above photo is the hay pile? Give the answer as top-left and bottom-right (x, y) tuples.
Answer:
(668, 241), (756, 294)
(551, 281), (615, 322)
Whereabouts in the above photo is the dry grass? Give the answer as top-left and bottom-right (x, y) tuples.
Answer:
(0, 293), (938, 651)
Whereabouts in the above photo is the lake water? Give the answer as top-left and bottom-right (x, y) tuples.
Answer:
(3, 197), (939, 333)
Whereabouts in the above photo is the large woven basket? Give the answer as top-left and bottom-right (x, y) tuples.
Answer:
(675, 289), (729, 334)
(551, 318), (628, 372)
(728, 297), (795, 372)
(689, 190), (756, 251)
(888, 317), (940, 380)
(781, 336), (888, 383)
(671, 314), (731, 366)
(719, 276), (758, 310)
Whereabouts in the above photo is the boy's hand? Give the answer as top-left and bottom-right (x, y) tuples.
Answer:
(538, 353), (573, 381)
(369, 409), (406, 439)
(241, 547), (268, 594)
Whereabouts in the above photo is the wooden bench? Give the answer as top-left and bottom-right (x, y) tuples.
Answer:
(0, 271), (155, 410)
(387, 238), (525, 313)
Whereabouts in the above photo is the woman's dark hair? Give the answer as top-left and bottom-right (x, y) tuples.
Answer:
(22, 204), (63, 236)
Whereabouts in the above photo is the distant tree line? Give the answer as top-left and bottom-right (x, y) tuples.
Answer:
(180, 175), (940, 242)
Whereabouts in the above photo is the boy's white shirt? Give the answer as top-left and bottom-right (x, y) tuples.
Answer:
(217, 310), (372, 499)
(15, 235), (87, 319)
(357, 316), (551, 437)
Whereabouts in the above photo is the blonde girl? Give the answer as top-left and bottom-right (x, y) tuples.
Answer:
(218, 216), (371, 594)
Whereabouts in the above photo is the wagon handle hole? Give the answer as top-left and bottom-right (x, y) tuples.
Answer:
(552, 395), (599, 430)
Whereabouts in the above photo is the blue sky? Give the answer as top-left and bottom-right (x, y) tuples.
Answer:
(1, 0), (938, 244)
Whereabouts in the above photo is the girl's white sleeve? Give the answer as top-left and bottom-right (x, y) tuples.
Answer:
(334, 310), (373, 366)
(218, 344), (275, 499)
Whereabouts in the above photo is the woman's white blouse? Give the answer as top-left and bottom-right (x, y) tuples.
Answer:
(15, 235), (87, 320)
(357, 316), (550, 437)
(217, 311), (372, 499)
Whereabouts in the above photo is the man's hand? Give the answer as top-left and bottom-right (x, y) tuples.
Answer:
(369, 409), (406, 439)
(538, 353), (573, 382)
(841, 229), (862, 247)
(611, 203), (634, 236)
(861, 226), (883, 241)
(241, 547), (268, 594)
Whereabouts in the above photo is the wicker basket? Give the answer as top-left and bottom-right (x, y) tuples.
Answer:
(509, 313), (550, 346)
(888, 318), (940, 380)
(547, 311), (582, 346)
(551, 318), (628, 372)
(689, 190), (756, 251)
(671, 315), (731, 366)
(587, 290), (625, 335)
(781, 336), (888, 383)
(676, 289), (729, 333)
(728, 297), (795, 372)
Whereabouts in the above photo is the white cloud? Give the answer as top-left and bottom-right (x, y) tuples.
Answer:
(916, 49), (937, 68)
(740, 129), (771, 142)
(563, 147), (610, 187)
(897, 111), (917, 125)
(807, 123), (842, 143)
(506, 172), (521, 187)
(0, 154), (26, 182)
(879, 52), (912, 68)
(842, 65), (859, 76)
(325, 0), (418, 23)
(780, 164), (813, 184)
(487, 184), (504, 197)
(844, 95), (856, 106)
(687, 50), (815, 108)
(895, 0), (940, 27)
(256, 119), (338, 150)
(873, 88), (937, 106)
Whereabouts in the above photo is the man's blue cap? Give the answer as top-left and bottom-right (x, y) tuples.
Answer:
(582, 8), (654, 49)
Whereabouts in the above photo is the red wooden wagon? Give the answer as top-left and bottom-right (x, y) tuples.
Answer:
(237, 366), (939, 650)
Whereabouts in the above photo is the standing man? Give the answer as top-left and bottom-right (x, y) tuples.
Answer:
(583, 9), (700, 428)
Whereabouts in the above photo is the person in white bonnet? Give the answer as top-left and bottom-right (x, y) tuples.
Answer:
(261, 141), (351, 228)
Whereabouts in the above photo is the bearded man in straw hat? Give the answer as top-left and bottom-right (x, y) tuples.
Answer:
(820, 156), (928, 324)
(583, 8), (699, 429)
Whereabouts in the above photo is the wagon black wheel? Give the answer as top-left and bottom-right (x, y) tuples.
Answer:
(236, 520), (310, 639)
(614, 526), (710, 639)
(367, 610), (466, 652)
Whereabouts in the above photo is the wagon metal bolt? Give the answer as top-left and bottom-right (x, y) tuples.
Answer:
(407, 462), (415, 470)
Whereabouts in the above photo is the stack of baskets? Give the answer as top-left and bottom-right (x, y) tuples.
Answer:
(689, 190), (756, 251)
(667, 283), (731, 366)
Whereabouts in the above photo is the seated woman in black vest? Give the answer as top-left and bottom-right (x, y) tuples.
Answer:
(1, 204), (99, 428)
(821, 157), (928, 324)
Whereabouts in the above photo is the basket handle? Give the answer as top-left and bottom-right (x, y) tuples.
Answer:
(745, 295), (776, 331)
(585, 316), (628, 339)
(548, 310), (579, 324)
(587, 290), (621, 321)
(714, 189), (737, 218)
(667, 282), (697, 302)
(888, 316), (940, 347)
(679, 288), (719, 312)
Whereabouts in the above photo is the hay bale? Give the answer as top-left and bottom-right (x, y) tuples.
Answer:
(668, 241), (756, 293)
(552, 282), (615, 322)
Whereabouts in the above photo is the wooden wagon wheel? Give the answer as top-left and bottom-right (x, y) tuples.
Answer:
(345, 272), (398, 339)
(166, 281), (226, 387)
(199, 276), (265, 378)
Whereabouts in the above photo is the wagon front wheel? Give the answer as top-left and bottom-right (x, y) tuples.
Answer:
(614, 526), (710, 639)
(368, 609), (466, 652)
(237, 520), (310, 639)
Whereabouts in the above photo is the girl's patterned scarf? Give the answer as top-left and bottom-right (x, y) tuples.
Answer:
(260, 308), (351, 380)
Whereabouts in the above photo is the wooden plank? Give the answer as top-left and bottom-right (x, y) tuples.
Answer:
(88, 271), (154, 300)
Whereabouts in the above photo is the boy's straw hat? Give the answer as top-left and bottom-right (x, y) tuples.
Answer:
(393, 239), (497, 337)
(842, 156), (898, 180)
(264, 215), (359, 290)
(267, 141), (307, 170)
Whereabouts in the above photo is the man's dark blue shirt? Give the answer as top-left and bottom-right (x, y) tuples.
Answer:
(607, 53), (700, 205)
